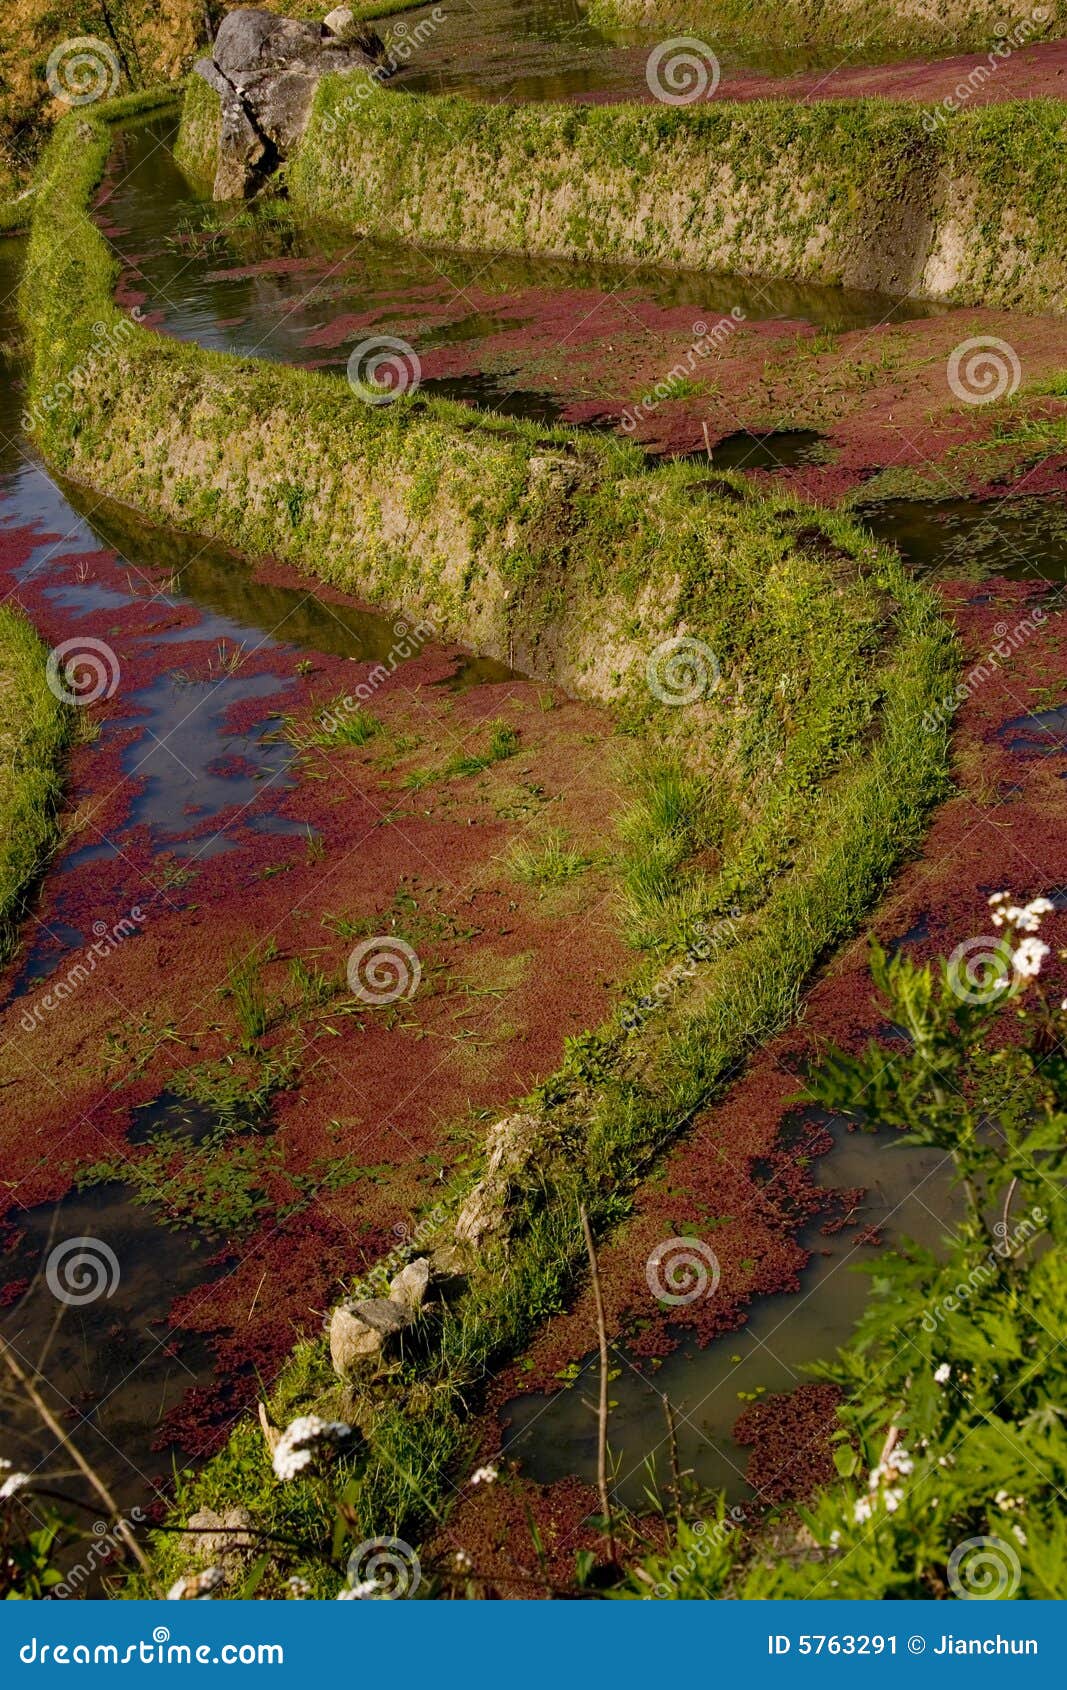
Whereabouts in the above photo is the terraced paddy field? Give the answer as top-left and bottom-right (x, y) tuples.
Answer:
(1, 0), (1067, 1605)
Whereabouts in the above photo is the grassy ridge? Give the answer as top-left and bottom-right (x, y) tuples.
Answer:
(0, 607), (70, 964)
(20, 97), (956, 1592)
(584, 0), (1066, 50)
(273, 77), (1067, 310)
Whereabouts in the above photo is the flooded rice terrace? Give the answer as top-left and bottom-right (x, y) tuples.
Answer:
(0, 197), (629, 1513)
(382, 0), (893, 103)
(3, 10), (1067, 1545)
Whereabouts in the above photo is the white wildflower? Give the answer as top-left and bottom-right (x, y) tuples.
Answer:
(1012, 937), (1049, 979)
(338, 1578), (380, 1599)
(1012, 1524), (1028, 1547)
(883, 1487), (903, 1514)
(853, 1495), (873, 1524)
(272, 1414), (352, 1482)
(1002, 897), (1055, 933)
(989, 891), (1010, 907)
(454, 1549), (473, 1572)
(934, 1363), (951, 1385)
(470, 1464), (498, 1487)
(286, 1576), (311, 1599)
(0, 1470), (30, 1501)
(828, 1529), (842, 1548)
(995, 1490), (1025, 1512)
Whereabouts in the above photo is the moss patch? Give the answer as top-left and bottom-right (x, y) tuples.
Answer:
(0, 606), (70, 963)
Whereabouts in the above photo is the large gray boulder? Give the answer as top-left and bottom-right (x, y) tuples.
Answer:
(193, 8), (385, 199)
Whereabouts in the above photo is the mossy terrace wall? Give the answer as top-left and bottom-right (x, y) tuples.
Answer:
(0, 608), (69, 964)
(585, 0), (1067, 51)
(270, 78), (1067, 312)
(22, 94), (957, 1570)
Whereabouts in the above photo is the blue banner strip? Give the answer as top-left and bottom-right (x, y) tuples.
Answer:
(2, 1601), (1064, 1687)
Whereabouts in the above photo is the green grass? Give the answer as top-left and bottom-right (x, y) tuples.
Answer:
(443, 720), (519, 778)
(617, 761), (721, 950)
(0, 605), (70, 962)
(224, 948), (270, 1050)
(584, 0), (1065, 51)
(295, 702), (381, 748)
(508, 828), (591, 887)
(402, 721), (520, 789)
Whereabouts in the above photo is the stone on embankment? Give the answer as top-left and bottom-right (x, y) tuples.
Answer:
(330, 1294), (414, 1376)
(180, 1506), (255, 1567)
(453, 1113), (544, 1251)
(388, 1256), (432, 1311)
(323, 7), (357, 35)
(194, 7), (384, 199)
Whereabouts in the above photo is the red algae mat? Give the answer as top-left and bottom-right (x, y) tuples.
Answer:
(120, 230), (1067, 508)
(579, 37), (1067, 109)
(0, 496), (632, 1487)
(429, 557), (1067, 1589)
